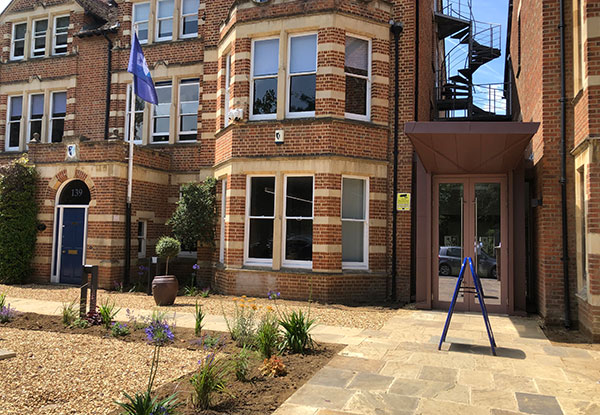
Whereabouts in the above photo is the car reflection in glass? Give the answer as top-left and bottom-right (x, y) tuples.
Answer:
(438, 246), (497, 279)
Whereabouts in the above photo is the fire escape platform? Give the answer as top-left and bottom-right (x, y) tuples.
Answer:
(435, 12), (470, 39)
(404, 122), (540, 174)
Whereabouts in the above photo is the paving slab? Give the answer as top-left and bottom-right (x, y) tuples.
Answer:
(346, 372), (394, 391)
(0, 349), (16, 360)
(343, 391), (418, 415)
(515, 392), (564, 415)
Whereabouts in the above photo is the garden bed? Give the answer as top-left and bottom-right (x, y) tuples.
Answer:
(1, 312), (341, 414)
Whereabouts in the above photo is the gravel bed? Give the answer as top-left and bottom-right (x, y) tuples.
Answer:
(0, 284), (395, 330)
(0, 328), (201, 415)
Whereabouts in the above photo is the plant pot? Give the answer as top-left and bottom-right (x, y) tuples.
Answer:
(152, 275), (179, 306)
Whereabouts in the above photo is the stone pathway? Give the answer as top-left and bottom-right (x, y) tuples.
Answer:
(6, 296), (600, 414)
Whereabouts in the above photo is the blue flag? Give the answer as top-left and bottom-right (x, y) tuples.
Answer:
(127, 32), (158, 105)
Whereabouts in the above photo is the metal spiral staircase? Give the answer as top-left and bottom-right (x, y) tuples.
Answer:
(435, 0), (510, 120)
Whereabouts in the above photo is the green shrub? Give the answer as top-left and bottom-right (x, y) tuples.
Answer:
(183, 285), (199, 297)
(155, 236), (181, 275)
(234, 346), (252, 382)
(115, 391), (179, 415)
(0, 157), (38, 284)
(0, 293), (6, 309)
(279, 309), (315, 354)
(71, 318), (90, 329)
(190, 353), (230, 410)
(98, 300), (120, 330)
(223, 298), (257, 349)
(199, 288), (210, 298)
(61, 300), (78, 327)
(194, 301), (204, 337)
(256, 312), (280, 359)
(111, 322), (130, 337)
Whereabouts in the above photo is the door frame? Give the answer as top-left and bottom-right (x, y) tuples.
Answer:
(432, 174), (509, 314)
(51, 204), (89, 284)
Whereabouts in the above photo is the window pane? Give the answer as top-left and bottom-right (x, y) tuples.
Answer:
(15, 23), (26, 39)
(134, 3), (150, 21)
(52, 92), (67, 115)
(342, 178), (365, 219)
(14, 40), (24, 57)
(51, 119), (64, 142)
(158, 0), (174, 18)
(137, 23), (149, 42)
(180, 114), (196, 131)
(34, 37), (45, 50)
(182, 0), (199, 14)
(181, 102), (198, 115)
(154, 117), (169, 133)
(9, 123), (20, 148)
(31, 95), (44, 116)
(286, 177), (313, 217)
(152, 134), (168, 142)
(253, 39), (279, 76)
(253, 78), (277, 115)
(180, 83), (199, 102)
(289, 74), (315, 113)
(250, 177), (275, 216)
(35, 19), (48, 33)
(290, 34), (317, 74)
(342, 221), (364, 262)
(183, 17), (198, 35)
(157, 85), (172, 103)
(345, 75), (367, 115)
(138, 221), (144, 237)
(30, 120), (42, 138)
(159, 19), (173, 38)
(10, 97), (22, 117)
(345, 37), (368, 76)
(249, 218), (273, 259)
(56, 16), (69, 29)
(285, 219), (312, 261)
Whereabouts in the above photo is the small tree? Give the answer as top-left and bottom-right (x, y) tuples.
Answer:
(0, 157), (38, 284)
(167, 178), (217, 250)
(155, 236), (181, 275)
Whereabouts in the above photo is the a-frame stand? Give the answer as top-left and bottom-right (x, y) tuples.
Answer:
(438, 257), (497, 356)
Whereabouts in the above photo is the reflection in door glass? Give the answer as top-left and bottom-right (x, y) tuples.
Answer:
(475, 183), (501, 306)
(438, 183), (464, 303)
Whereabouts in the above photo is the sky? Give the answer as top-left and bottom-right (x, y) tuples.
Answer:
(471, 0), (510, 85)
(0, 0), (8, 14)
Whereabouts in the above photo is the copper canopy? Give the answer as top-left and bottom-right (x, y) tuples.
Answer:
(404, 122), (540, 174)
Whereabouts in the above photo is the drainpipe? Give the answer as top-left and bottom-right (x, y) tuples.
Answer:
(103, 33), (113, 140)
(390, 20), (404, 301)
(559, 0), (571, 328)
(411, 0), (420, 301)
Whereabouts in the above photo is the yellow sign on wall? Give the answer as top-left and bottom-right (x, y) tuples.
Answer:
(397, 193), (411, 211)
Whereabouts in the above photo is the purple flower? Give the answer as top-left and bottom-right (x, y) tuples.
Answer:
(145, 320), (174, 346)
(267, 290), (281, 300)
(0, 304), (18, 323)
(192, 263), (200, 270)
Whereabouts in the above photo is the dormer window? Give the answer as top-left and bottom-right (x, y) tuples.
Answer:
(11, 22), (26, 60)
(32, 19), (48, 58)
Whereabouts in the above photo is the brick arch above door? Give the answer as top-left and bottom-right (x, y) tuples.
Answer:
(46, 168), (97, 207)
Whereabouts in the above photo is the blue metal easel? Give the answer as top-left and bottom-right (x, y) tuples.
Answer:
(438, 257), (497, 356)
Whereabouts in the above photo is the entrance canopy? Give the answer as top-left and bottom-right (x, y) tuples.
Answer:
(404, 122), (539, 174)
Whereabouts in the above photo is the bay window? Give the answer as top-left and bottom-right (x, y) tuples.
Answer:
(251, 38), (279, 119)
(178, 79), (199, 142)
(11, 22), (26, 60)
(6, 96), (22, 151)
(246, 176), (276, 264)
(345, 36), (371, 120)
(180, 0), (199, 38)
(287, 34), (317, 117)
(32, 19), (48, 57)
(342, 177), (368, 268)
(28, 94), (44, 142)
(50, 91), (66, 143)
(156, 0), (174, 41)
(133, 2), (150, 43)
(151, 81), (171, 143)
(283, 176), (313, 267)
(53, 16), (69, 55)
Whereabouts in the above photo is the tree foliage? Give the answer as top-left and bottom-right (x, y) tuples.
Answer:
(0, 157), (38, 284)
(167, 178), (218, 250)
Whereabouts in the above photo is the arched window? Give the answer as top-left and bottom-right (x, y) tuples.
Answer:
(58, 180), (91, 205)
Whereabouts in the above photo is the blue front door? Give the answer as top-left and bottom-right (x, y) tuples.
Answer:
(60, 208), (86, 285)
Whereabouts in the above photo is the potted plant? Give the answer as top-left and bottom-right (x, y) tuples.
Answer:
(152, 236), (181, 306)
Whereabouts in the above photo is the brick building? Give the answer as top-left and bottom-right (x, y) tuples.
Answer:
(0, 0), (595, 338)
(507, 0), (600, 340)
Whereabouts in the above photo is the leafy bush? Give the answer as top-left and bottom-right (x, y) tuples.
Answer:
(234, 346), (251, 382)
(115, 391), (179, 415)
(71, 318), (90, 329)
(259, 356), (286, 378)
(0, 157), (38, 284)
(167, 178), (217, 250)
(85, 310), (102, 326)
(223, 297), (257, 349)
(155, 237), (181, 275)
(98, 300), (120, 330)
(111, 322), (130, 337)
(190, 353), (230, 410)
(193, 334), (221, 350)
(256, 312), (280, 359)
(183, 285), (200, 297)
(279, 309), (315, 354)
(194, 301), (204, 337)
(61, 300), (78, 327)
(199, 288), (211, 298)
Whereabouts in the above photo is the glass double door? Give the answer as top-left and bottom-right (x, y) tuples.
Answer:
(433, 176), (508, 313)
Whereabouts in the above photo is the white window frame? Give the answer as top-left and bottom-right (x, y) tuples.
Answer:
(249, 37), (279, 121)
(219, 178), (227, 263)
(31, 18), (48, 58)
(52, 15), (69, 56)
(133, 2), (150, 44)
(49, 91), (67, 143)
(224, 53), (231, 127)
(5, 95), (23, 151)
(126, 84), (144, 144)
(177, 79), (199, 142)
(155, 0), (174, 42)
(344, 34), (372, 122)
(137, 220), (147, 258)
(179, 0), (198, 39)
(341, 176), (369, 270)
(244, 175), (276, 266)
(282, 175), (314, 269)
(27, 93), (45, 144)
(286, 32), (318, 119)
(10, 22), (26, 61)
(151, 81), (172, 143)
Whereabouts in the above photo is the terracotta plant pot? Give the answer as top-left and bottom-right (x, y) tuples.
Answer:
(152, 275), (179, 306)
